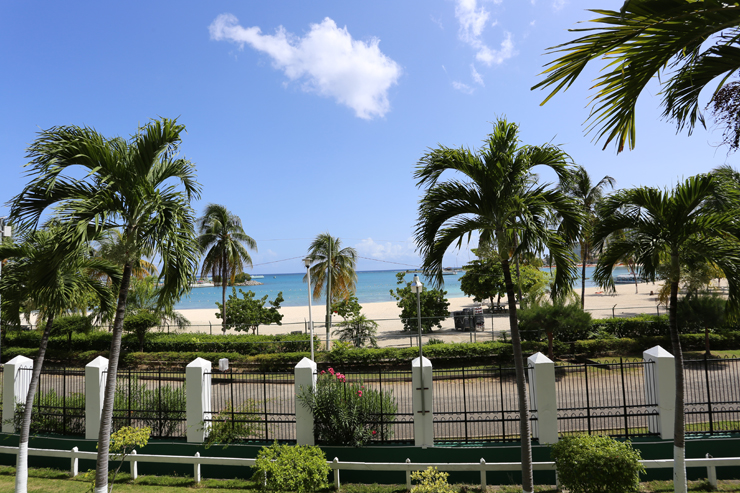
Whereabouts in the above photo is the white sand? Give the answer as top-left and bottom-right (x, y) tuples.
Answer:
(174, 279), (703, 348)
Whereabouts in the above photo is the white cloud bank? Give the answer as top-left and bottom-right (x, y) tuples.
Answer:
(209, 14), (402, 119)
(354, 238), (416, 261)
(454, 0), (515, 67)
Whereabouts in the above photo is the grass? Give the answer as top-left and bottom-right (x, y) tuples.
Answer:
(0, 466), (738, 492)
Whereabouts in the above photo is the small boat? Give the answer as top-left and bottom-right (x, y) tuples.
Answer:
(251, 275), (264, 279)
(442, 267), (458, 275)
(190, 281), (215, 288)
(614, 274), (635, 284)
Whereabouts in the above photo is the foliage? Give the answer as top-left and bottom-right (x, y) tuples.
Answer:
(203, 400), (263, 448)
(710, 81), (740, 153)
(306, 234), (358, 303)
(297, 368), (397, 446)
(333, 315), (379, 348)
(390, 272), (450, 333)
(12, 390), (86, 436)
(410, 467), (454, 493)
(125, 276), (190, 331)
(216, 288), (284, 335)
(534, 1), (740, 153)
(677, 295), (727, 333)
(113, 376), (185, 438)
(253, 442), (330, 493)
(234, 272), (252, 283)
(331, 295), (362, 320)
(518, 303), (593, 342)
(459, 256), (505, 305)
(123, 311), (160, 352)
(108, 426), (151, 492)
(551, 435), (645, 493)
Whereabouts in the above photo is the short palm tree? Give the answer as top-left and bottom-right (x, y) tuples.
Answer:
(9, 118), (201, 493)
(533, 0), (740, 152)
(414, 118), (582, 493)
(0, 228), (119, 493)
(592, 174), (740, 493)
(197, 204), (257, 332)
(560, 166), (616, 307)
(305, 233), (357, 349)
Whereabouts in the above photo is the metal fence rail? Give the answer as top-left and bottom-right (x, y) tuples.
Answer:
(433, 366), (534, 443)
(685, 356), (740, 435)
(18, 367), (85, 436)
(555, 359), (659, 438)
(110, 368), (186, 439)
(206, 371), (296, 442)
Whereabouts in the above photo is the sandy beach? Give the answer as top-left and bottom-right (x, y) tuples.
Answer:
(174, 279), (705, 348)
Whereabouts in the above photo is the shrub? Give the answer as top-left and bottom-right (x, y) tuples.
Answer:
(254, 442), (330, 493)
(518, 302), (593, 343)
(113, 376), (185, 437)
(204, 400), (263, 448)
(551, 435), (645, 493)
(410, 467), (454, 493)
(124, 311), (160, 352)
(297, 368), (397, 446)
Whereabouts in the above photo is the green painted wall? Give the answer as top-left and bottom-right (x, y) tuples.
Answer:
(1, 433), (738, 486)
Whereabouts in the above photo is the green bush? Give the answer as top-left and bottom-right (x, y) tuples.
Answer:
(297, 368), (397, 446)
(113, 376), (185, 437)
(204, 400), (263, 448)
(124, 311), (160, 352)
(551, 435), (645, 493)
(518, 303), (593, 343)
(254, 442), (330, 493)
(410, 467), (454, 493)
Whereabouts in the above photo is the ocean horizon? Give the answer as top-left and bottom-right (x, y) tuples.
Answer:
(174, 266), (632, 311)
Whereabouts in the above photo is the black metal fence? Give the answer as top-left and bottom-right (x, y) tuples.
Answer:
(206, 371), (296, 442)
(17, 367), (85, 436)
(555, 359), (659, 438)
(433, 366), (535, 443)
(110, 368), (187, 439)
(685, 356), (740, 435)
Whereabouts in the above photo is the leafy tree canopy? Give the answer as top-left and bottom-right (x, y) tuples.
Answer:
(390, 272), (450, 333)
(216, 288), (284, 335)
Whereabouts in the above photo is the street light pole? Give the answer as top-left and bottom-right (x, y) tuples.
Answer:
(304, 258), (315, 361)
(411, 274), (426, 417)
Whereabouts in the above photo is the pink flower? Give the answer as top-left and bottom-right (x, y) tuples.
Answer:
(357, 390), (363, 397)
(372, 430), (377, 435)
(320, 370), (325, 375)
(328, 368), (335, 375)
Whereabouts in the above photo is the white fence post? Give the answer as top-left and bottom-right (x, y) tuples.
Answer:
(294, 357), (317, 445)
(527, 352), (559, 444)
(70, 447), (79, 477)
(412, 356), (434, 448)
(130, 450), (138, 480)
(85, 356), (108, 440)
(2, 355), (33, 433)
(643, 345), (675, 440)
(186, 357), (212, 443)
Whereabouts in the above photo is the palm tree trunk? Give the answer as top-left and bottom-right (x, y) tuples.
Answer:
(15, 314), (54, 493)
(221, 255), (227, 334)
(325, 246), (332, 350)
(581, 242), (587, 309)
(501, 254), (533, 493)
(95, 262), (132, 493)
(669, 253), (687, 493)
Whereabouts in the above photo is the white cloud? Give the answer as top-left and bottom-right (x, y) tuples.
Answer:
(452, 81), (474, 94)
(354, 238), (416, 260)
(471, 64), (484, 86)
(552, 0), (567, 11)
(454, 0), (515, 67)
(209, 14), (402, 119)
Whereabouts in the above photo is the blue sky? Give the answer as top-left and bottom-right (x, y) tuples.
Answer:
(1, 1), (736, 275)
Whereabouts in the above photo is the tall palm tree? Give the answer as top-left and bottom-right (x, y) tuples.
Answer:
(561, 166), (616, 308)
(592, 174), (740, 493)
(197, 204), (257, 332)
(414, 118), (582, 493)
(532, 0), (740, 152)
(0, 228), (119, 493)
(9, 118), (201, 493)
(305, 233), (357, 350)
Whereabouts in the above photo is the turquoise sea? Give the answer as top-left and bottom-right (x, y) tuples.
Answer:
(174, 266), (633, 310)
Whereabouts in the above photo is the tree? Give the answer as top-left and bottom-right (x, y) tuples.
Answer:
(123, 311), (160, 352)
(592, 174), (740, 493)
(305, 233), (357, 350)
(0, 229), (118, 493)
(9, 118), (201, 493)
(126, 276), (190, 331)
(197, 204), (257, 331)
(390, 272), (450, 333)
(560, 166), (616, 308)
(460, 251), (550, 307)
(216, 288), (284, 335)
(517, 302), (593, 359)
(533, 0), (740, 153)
(333, 315), (379, 348)
(414, 118), (581, 493)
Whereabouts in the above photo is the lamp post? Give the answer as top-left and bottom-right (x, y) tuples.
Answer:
(410, 275), (423, 361)
(0, 217), (11, 364)
(304, 258), (315, 361)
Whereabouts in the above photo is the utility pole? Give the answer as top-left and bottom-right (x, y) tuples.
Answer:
(0, 217), (12, 364)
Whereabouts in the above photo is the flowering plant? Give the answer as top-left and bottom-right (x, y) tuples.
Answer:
(298, 368), (397, 447)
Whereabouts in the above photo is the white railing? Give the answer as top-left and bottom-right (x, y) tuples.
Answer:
(0, 445), (737, 490)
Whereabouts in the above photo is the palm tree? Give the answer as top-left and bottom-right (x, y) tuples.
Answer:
(532, 0), (740, 152)
(561, 166), (616, 308)
(9, 118), (201, 493)
(197, 204), (257, 332)
(0, 228), (119, 493)
(592, 175), (740, 493)
(305, 233), (357, 350)
(94, 229), (159, 281)
(414, 118), (582, 493)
